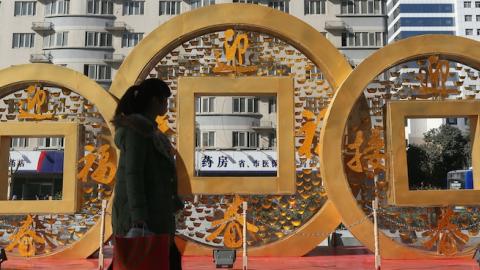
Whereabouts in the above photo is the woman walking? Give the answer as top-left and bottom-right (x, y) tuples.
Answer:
(111, 78), (183, 269)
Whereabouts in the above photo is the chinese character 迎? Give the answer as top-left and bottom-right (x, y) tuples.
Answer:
(18, 85), (54, 120)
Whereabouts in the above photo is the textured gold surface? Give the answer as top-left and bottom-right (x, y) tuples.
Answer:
(110, 4), (351, 256)
(109, 4), (352, 97)
(177, 76), (295, 195)
(321, 35), (480, 259)
(0, 64), (116, 259)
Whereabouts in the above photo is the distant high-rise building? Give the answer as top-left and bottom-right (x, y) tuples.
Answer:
(387, 0), (456, 43)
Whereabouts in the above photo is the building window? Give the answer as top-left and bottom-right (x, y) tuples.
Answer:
(44, 32), (68, 47)
(56, 31), (68, 47)
(398, 4), (453, 13)
(465, 1), (472, 8)
(477, 15), (480, 21)
(446, 118), (458, 125)
(341, 31), (383, 47)
(85, 32), (112, 47)
(123, 1), (144, 15)
(477, 29), (480, 35)
(202, 97), (215, 113)
(159, 1), (181, 15)
(476, 1), (480, 7)
(465, 15), (473, 21)
(38, 137), (64, 149)
(233, 97), (258, 113)
(466, 28), (473, 35)
(83, 64), (112, 81)
(122, 32), (143, 47)
(191, 0), (215, 9)
(87, 0), (113, 15)
(233, 131), (257, 148)
(398, 17), (454, 27)
(12, 33), (35, 48)
(304, 0), (326, 14)
(14, 1), (36, 16)
(341, 0), (383, 15)
(11, 138), (28, 148)
(233, 0), (259, 3)
(268, 133), (276, 148)
(45, 0), (70, 15)
(268, 98), (277, 113)
(195, 97), (215, 113)
(201, 131), (215, 147)
(268, 0), (289, 13)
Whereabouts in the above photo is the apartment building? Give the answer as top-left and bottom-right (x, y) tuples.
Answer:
(0, 0), (388, 85)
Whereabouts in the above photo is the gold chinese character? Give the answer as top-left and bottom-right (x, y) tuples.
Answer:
(423, 208), (468, 255)
(206, 195), (258, 248)
(5, 215), (45, 257)
(77, 144), (116, 185)
(346, 130), (364, 173)
(213, 29), (258, 74)
(297, 108), (327, 159)
(363, 128), (385, 172)
(416, 56), (459, 98)
(224, 29), (248, 66)
(156, 115), (174, 135)
(18, 85), (54, 120)
(346, 128), (385, 173)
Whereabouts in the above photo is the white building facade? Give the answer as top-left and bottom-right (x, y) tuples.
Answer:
(0, 0), (388, 87)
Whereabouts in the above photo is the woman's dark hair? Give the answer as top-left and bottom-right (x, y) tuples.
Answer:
(113, 78), (171, 122)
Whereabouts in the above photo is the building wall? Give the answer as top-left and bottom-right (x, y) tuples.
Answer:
(0, 0), (387, 85)
(387, 0), (456, 42)
(0, 0), (387, 150)
(195, 96), (276, 149)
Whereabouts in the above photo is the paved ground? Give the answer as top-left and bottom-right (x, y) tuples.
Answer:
(2, 247), (480, 270)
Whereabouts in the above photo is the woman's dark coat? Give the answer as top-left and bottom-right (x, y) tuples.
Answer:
(112, 114), (183, 236)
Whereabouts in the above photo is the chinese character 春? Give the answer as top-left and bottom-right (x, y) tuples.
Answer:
(206, 195), (258, 248)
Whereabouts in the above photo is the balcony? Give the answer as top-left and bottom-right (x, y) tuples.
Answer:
(325, 20), (352, 32)
(31, 22), (54, 32)
(104, 54), (125, 64)
(105, 21), (128, 32)
(30, 53), (53, 63)
(252, 121), (276, 130)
